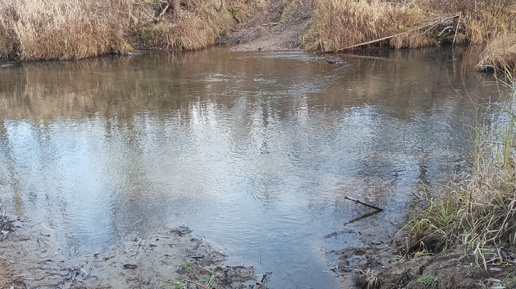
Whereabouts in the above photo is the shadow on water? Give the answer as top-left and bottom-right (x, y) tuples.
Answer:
(0, 46), (500, 288)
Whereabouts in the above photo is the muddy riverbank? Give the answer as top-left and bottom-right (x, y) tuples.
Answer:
(6, 212), (514, 289)
(0, 215), (270, 289)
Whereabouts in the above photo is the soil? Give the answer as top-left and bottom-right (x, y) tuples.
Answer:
(327, 230), (516, 289)
(348, 245), (516, 289)
(221, 0), (312, 51)
(0, 215), (270, 289)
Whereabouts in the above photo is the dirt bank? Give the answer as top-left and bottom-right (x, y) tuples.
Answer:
(328, 230), (516, 289)
(223, 0), (311, 52)
(0, 215), (269, 289)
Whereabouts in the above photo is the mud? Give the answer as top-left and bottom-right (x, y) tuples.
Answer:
(353, 247), (516, 289)
(0, 215), (269, 289)
(328, 232), (516, 289)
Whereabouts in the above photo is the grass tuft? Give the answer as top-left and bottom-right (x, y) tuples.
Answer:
(476, 34), (516, 75)
(404, 78), (516, 261)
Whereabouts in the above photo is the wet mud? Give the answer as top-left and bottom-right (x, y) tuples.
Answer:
(0, 215), (269, 289)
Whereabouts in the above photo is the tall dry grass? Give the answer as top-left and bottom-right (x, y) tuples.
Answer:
(302, 0), (516, 52)
(141, 0), (237, 50)
(476, 33), (516, 75)
(0, 0), (264, 60)
(301, 0), (435, 51)
(0, 0), (133, 60)
(427, 0), (516, 44)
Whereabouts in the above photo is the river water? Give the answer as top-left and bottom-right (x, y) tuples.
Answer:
(0, 47), (498, 288)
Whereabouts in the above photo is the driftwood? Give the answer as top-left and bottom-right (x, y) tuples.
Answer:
(344, 196), (383, 211)
(333, 14), (461, 52)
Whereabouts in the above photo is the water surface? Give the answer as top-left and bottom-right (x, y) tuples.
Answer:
(0, 47), (497, 288)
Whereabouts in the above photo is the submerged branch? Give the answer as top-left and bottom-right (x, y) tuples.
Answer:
(344, 196), (383, 212)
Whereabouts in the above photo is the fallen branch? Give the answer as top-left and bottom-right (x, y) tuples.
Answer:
(333, 14), (461, 52)
(344, 196), (383, 211)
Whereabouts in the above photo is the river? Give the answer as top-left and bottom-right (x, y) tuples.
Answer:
(0, 46), (497, 288)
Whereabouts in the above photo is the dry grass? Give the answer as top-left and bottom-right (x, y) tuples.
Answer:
(0, 0), (133, 60)
(404, 85), (516, 256)
(1, 0), (514, 60)
(430, 0), (516, 44)
(301, 0), (435, 51)
(476, 34), (516, 75)
(0, 0), (265, 60)
(301, 0), (516, 52)
(140, 1), (237, 50)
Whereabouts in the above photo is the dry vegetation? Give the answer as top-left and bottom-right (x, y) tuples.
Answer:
(476, 33), (516, 75)
(301, 0), (516, 52)
(403, 84), (516, 260)
(0, 0), (133, 60)
(0, 0), (265, 60)
(0, 0), (515, 61)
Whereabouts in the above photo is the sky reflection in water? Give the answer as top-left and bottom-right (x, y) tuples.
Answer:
(0, 47), (498, 288)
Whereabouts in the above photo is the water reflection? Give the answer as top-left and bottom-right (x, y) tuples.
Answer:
(0, 47), (497, 288)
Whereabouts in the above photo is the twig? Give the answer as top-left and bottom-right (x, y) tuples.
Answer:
(158, 3), (169, 19)
(452, 12), (461, 46)
(186, 278), (211, 289)
(183, 260), (216, 274)
(344, 196), (383, 211)
(438, 26), (453, 36)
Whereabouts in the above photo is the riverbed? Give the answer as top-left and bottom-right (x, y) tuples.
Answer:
(0, 46), (497, 288)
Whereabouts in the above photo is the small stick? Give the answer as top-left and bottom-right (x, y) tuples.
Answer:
(183, 260), (215, 274)
(344, 196), (383, 211)
(452, 12), (461, 46)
